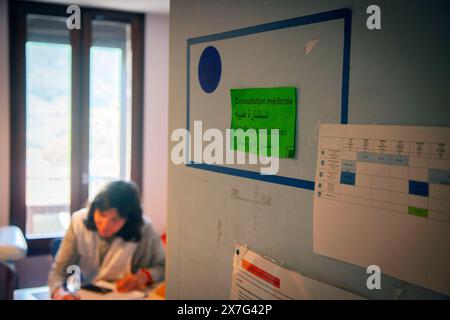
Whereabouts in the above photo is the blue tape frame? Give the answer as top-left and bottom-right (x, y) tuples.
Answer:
(186, 8), (352, 190)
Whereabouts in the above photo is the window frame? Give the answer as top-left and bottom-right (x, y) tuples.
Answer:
(9, 0), (144, 255)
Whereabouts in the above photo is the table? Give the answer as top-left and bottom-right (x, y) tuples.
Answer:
(14, 282), (165, 300)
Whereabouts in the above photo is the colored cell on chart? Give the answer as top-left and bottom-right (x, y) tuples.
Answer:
(390, 155), (409, 166)
(340, 171), (356, 185)
(429, 169), (450, 186)
(409, 180), (429, 197)
(408, 206), (428, 218)
(342, 160), (356, 173)
(373, 154), (390, 165)
(357, 152), (375, 163)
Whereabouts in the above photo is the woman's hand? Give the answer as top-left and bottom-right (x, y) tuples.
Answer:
(52, 287), (80, 300)
(116, 270), (149, 293)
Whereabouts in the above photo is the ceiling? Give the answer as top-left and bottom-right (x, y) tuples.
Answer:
(25, 0), (170, 14)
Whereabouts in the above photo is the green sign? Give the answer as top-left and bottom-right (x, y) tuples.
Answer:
(230, 87), (297, 158)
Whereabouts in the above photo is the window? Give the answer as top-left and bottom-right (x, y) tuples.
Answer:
(25, 15), (72, 237)
(10, 2), (144, 254)
(89, 20), (133, 200)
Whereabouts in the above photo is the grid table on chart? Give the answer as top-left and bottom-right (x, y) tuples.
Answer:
(316, 136), (450, 224)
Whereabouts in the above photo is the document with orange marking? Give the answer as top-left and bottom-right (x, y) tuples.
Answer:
(230, 244), (363, 300)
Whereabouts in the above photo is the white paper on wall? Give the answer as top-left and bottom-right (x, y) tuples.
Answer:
(230, 243), (363, 300)
(313, 124), (450, 296)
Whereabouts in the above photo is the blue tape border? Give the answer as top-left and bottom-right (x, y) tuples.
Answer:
(186, 8), (352, 191)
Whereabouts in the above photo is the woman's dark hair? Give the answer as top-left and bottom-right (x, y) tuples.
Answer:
(84, 180), (143, 242)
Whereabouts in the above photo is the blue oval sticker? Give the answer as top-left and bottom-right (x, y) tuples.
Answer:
(198, 46), (222, 94)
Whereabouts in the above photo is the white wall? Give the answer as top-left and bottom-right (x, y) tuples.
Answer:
(167, 0), (449, 299)
(0, 0), (10, 227)
(142, 13), (170, 236)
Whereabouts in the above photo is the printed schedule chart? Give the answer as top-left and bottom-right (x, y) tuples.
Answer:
(313, 124), (450, 296)
(316, 135), (450, 224)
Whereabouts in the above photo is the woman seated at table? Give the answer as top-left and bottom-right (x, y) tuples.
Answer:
(48, 180), (165, 300)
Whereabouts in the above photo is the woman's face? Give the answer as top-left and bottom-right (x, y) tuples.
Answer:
(93, 208), (126, 238)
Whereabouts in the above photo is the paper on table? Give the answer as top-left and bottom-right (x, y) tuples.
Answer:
(230, 244), (363, 300)
(78, 280), (147, 300)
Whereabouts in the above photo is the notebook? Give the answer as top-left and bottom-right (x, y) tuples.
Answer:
(78, 280), (147, 300)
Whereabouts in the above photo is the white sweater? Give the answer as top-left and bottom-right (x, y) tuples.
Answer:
(48, 209), (165, 292)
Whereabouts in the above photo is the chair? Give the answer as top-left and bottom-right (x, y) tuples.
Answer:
(0, 262), (17, 300)
(49, 238), (63, 258)
(0, 226), (28, 300)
